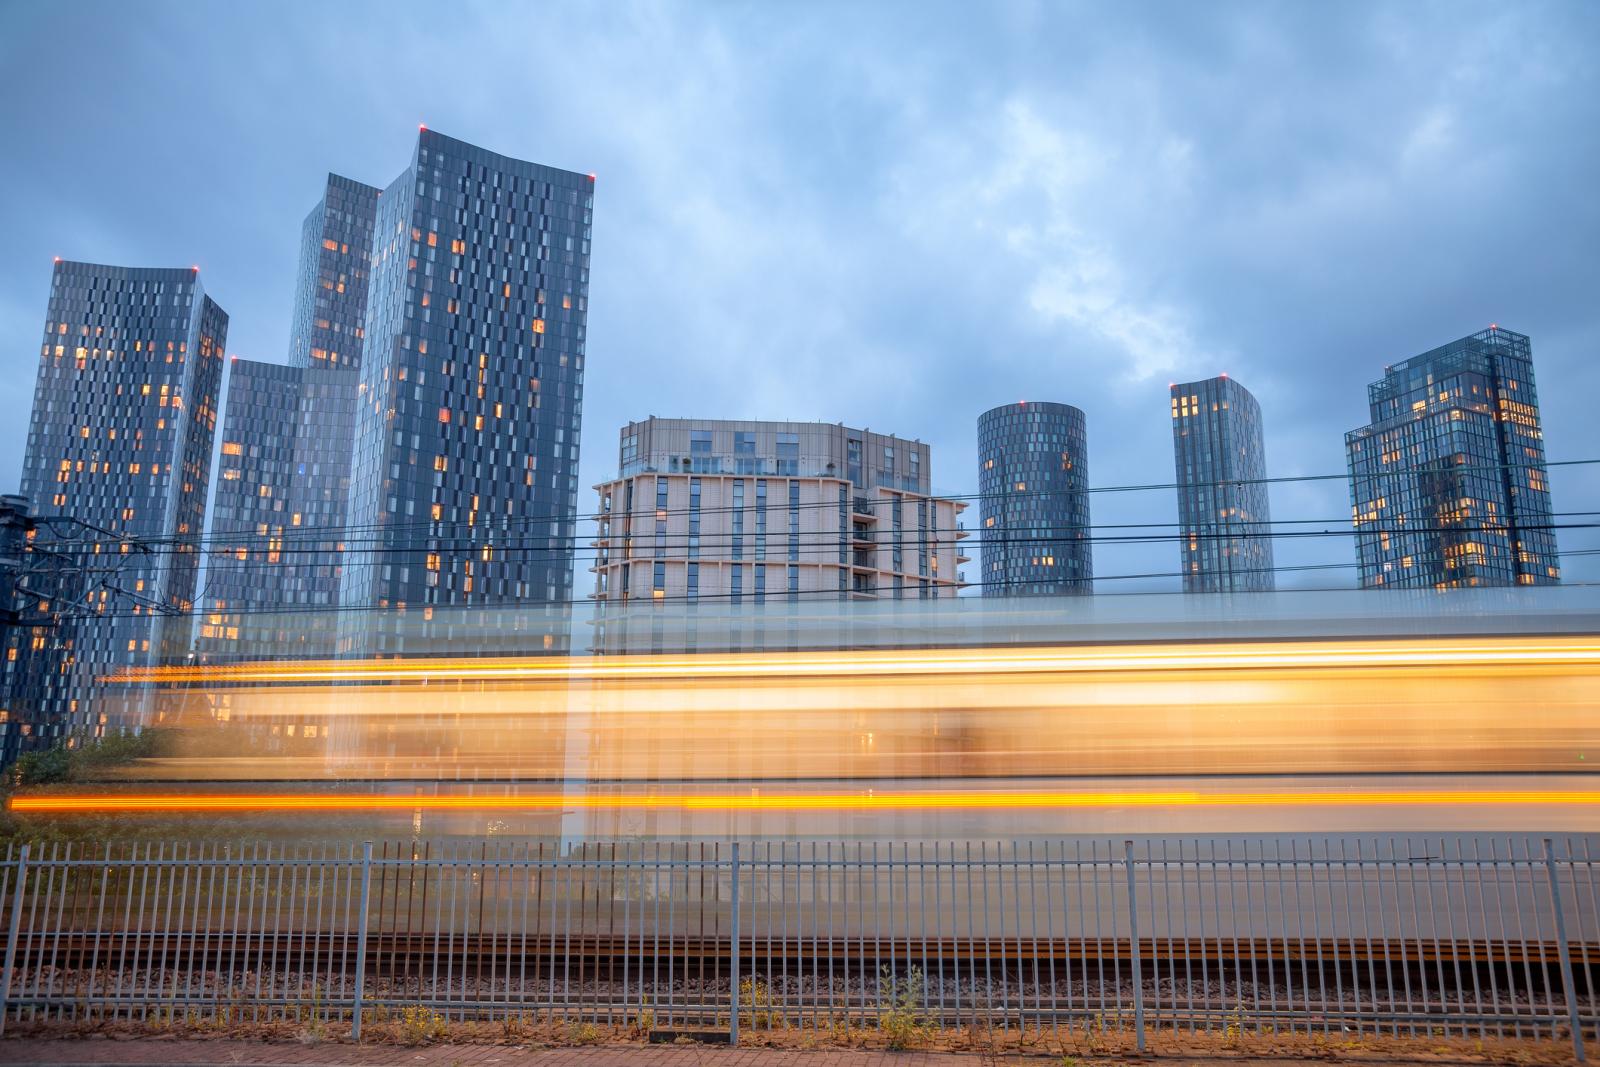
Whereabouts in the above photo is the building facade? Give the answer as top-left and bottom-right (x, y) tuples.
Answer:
(14, 261), (227, 741)
(340, 129), (593, 656)
(591, 418), (968, 615)
(976, 402), (1092, 596)
(197, 176), (381, 660)
(1345, 326), (1558, 589)
(1170, 376), (1275, 592)
(197, 358), (304, 654)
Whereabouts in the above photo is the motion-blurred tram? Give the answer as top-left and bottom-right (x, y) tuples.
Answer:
(12, 588), (1600, 839)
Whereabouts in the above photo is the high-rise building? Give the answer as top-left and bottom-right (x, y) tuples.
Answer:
(1345, 326), (1558, 589)
(1170, 375), (1274, 592)
(0, 494), (34, 766)
(591, 418), (968, 614)
(976, 402), (1091, 596)
(339, 129), (593, 656)
(197, 358), (304, 653)
(15, 260), (227, 739)
(197, 176), (380, 660)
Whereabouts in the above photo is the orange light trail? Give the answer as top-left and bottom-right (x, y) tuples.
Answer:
(113, 638), (1600, 686)
(11, 790), (1600, 814)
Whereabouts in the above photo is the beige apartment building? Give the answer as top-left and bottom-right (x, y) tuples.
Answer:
(591, 418), (969, 607)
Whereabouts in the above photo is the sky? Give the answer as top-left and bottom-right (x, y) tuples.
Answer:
(2, 1), (1597, 596)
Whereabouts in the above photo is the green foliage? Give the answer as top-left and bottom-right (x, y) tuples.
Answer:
(10, 729), (175, 787)
(877, 965), (930, 1049)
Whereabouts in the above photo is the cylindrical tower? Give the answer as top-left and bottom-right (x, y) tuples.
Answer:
(977, 402), (1092, 596)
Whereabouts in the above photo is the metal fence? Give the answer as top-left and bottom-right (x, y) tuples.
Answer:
(1, 835), (1595, 1057)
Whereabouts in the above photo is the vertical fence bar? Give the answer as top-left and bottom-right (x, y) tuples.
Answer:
(729, 841), (741, 1046)
(1542, 838), (1587, 1063)
(1123, 839), (1146, 1052)
(0, 843), (30, 1037)
(350, 842), (373, 1041)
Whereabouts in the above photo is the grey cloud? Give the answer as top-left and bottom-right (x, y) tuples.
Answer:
(1, 1), (1594, 596)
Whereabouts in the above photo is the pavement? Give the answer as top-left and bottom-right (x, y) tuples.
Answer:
(0, 1038), (1577, 1067)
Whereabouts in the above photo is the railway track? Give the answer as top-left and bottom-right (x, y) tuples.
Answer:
(8, 931), (1600, 970)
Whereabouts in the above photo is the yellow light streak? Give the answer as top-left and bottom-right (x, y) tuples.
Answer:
(111, 637), (1600, 687)
(11, 790), (1600, 814)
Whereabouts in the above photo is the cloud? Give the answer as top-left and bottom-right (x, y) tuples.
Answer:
(1, 1), (1597, 595)
(887, 96), (1209, 384)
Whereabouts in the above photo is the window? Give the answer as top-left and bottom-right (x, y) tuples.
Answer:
(690, 430), (712, 454)
(773, 433), (799, 475)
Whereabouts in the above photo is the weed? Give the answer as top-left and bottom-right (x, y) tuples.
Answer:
(876, 965), (931, 1050)
(399, 1005), (449, 1045)
(740, 976), (784, 1030)
(1222, 1000), (1248, 1049)
(566, 1021), (602, 1045)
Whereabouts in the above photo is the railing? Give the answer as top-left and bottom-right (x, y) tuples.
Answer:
(0, 835), (1595, 1056)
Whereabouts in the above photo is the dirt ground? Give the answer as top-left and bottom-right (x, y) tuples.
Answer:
(0, 1018), (1584, 1065)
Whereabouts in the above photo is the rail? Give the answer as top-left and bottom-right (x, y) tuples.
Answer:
(0, 835), (1595, 1057)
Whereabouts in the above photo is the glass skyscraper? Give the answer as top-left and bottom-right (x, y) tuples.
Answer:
(16, 260), (227, 740)
(1345, 326), (1558, 589)
(976, 402), (1092, 596)
(199, 358), (304, 653)
(198, 176), (380, 660)
(1170, 375), (1274, 592)
(340, 129), (592, 655)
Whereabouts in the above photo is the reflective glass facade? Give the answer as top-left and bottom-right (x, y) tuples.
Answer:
(976, 402), (1091, 596)
(1345, 327), (1558, 589)
(15, 261), (227, 738)
(1170, 376), (1274, 592)
(197, 176), (381, 660)
(341, 130), (592, 655)
(198, 358), (303, 653)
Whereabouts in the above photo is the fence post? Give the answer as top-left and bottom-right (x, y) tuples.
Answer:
(1542, 838), (1587, 1063)
(0, 844), (30, 1039)
(1124, 839), (1146, 1053)
(350, 841), (374, 1042)
(729, 841), (741, 1047)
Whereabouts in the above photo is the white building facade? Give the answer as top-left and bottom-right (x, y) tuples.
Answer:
(592, 418), (968, 609)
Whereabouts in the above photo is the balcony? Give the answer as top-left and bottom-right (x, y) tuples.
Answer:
(852, 497), (877, 519)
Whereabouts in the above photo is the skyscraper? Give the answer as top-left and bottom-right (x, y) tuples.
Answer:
(1170, 375), (1274, 592)
(591, 418), (968, 616)
(198, 176), (380, 660)
(340, 129), (593, 655)
(976, 402), (1092, 596)
(198, 358), (303, 653)
(16, 260), (227, 739)
(1345, 326), (1558, 589)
